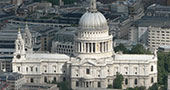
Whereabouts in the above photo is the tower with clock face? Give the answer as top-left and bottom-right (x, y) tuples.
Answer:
(13, 28), (26, 61)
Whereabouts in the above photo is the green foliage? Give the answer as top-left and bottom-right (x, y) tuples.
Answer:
(114, 44), (151, 54)
(107, 84), (113, 89)
(51, 81), (69, 90)
(148, 83), (159, 90)
(114, 43), (129, 54)
(130, 44), (151, 54)
(113, 73), (124, 89)
(63, 0), (77, 4)
(34, 0), (78, 5)
(157, 51), (170, 90)
(45, 0), (59, 5)
(57, 81), (69, 90)
(126, 86), (146, 90)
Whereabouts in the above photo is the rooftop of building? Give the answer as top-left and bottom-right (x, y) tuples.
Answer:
(0, 23), (39, 41)
(0, 72), (23, 81)
(136, 16), (170, 28)
(26, 53), (70, 60)
(20, 83), (58, 90)
(159, 45), (170, 49)
(75, 87), (119, 90)
(147, 4), (170, 11)
(115, 54), (155, 61)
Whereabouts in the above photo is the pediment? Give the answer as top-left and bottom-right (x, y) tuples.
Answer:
(81, 60), (96, 66)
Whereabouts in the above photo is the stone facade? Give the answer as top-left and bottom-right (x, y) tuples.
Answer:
(12, 0), (157, 89)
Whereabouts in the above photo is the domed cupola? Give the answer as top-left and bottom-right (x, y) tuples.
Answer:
(79, 0), (108, 30)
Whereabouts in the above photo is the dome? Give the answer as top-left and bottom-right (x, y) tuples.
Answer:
(79, 0), (108, 30)
(79, 11), (108, 30)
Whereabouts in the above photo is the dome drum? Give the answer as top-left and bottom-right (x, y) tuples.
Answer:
(76, 30), (109, 39)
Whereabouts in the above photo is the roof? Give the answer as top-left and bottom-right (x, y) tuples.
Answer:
(75, 87), (119, 90)
(115, 54), (154, 61)
(159, 45), (170, 49)
(0, 72), (23, 81)
(26, 53), (70, 60)
(136, 16), (170, 27)
(21, 83), (58, 90)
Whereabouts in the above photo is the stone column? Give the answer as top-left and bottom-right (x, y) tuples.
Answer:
(110, 40), (112, 51)
(79, 42), (82, 52)
(105, 42), (107, 52)
(77, 42), (80, 52)
(91, 43), (93, 53)
(95, 43), (98, 53)
(81, 42), (83, 52)
(84, 43), (86, 53)
(106, 41), (108, 52)
(87, 43), (89, 53)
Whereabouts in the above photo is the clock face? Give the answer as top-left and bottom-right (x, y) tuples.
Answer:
(16, 54), (21, 59)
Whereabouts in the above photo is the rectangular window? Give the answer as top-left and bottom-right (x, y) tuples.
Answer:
(125, 79), (128, 85)
(17, 67), (20, 71)
(26, 67), (28, 72)
(86, 69), (90, 74)
(30, 67), (33, 72)
(98, 82), (101, 87)
(36, 67), (38, 72)
(134, 79), (138, 85)
(76, 81), (79, 87)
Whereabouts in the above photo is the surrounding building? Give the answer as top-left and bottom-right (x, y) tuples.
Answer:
(52, 27), (77, 55)
(146, 4), (170, 18)
(11, 0), (23, 6)
(12, 0), (158, 89)
(0, 72), (25, 90)
(129, 16), (170, 46)
(158, 45), (170, 52)
(147, 26), (170, 49)
(20, 83), (59, 90)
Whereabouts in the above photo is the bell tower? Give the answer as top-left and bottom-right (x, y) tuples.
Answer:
(24, 22), (33, 53)
(13, 28), (26, 60)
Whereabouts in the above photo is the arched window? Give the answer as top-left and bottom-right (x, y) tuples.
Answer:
(151, 65), (154, 72)
(125, 78), (128, 85)
(44, 77), (47, 83)
(151, 77), (154, 83)
(53, 77), (56, 82)
(76, 81), (79, 87)
(63, 77), (66, 81)
(134, 79), (137, 85)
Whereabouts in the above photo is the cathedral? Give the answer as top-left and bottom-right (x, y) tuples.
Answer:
(12, 0), (157, 89)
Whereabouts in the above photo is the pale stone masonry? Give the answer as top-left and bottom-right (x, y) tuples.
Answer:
(12, 0), (158, 89)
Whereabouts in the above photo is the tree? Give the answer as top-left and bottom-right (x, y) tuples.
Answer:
(157, 51), (169, 90)
(114, 44), (129, 54)
(51, 81), (69, 90)
(113, 72), (124, 89)
(148, 83), (159, 90)
(130, 44), (151, 54)
(126, 86), (146, 90)
(107, 84), (113, 89)
(57, 82), (69, 90)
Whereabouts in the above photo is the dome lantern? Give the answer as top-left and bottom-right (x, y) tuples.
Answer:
(89, 0), (97, 12)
